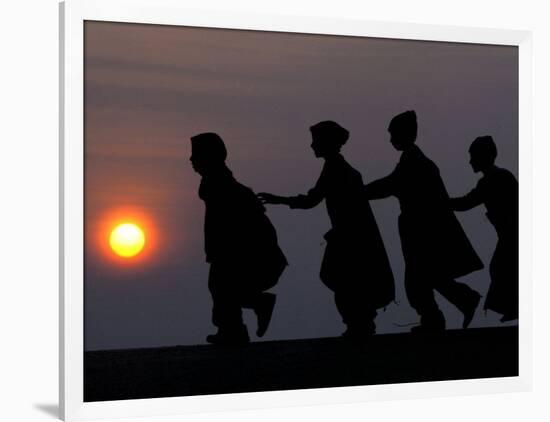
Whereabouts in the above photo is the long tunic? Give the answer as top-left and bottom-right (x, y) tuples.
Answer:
(288, 154), (395, 309)
(451, 166), (518, 315)
(364, 145), (484, 281)
(199, 166), (288, 292)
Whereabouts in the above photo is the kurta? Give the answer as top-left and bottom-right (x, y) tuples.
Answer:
(364, 145), (484, 281)
(288, 154), (395, 310)
(199, 166), (288, 292)
(451, 166), (518, 316)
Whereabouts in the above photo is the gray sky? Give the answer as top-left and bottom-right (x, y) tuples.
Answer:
(84, 21), (518, 351)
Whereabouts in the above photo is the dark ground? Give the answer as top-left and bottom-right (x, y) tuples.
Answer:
(84, 326), (518, 402)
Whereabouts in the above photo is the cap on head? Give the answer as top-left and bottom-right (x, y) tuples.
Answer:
(469, 135), (497, 162)
(309, 120), (349, 146)
(388, 110), (418, 140)
(190, 132), (227, 162)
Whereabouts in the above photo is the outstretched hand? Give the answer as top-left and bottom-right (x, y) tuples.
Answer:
(257, 192), (283, 205)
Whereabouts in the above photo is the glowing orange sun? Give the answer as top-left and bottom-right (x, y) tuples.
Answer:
(109, 223), (146, 258)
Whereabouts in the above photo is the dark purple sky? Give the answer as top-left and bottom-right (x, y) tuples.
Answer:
(84, 21), (518, 351)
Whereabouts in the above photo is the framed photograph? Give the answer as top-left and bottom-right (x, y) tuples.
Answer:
(60, 0), (532, 420)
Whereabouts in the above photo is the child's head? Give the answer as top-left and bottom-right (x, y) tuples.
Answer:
(309, 121), (349, 158)
(469, 136), (497, 173)
(190, 132), (228, 176)
(388, 110), (417, 151)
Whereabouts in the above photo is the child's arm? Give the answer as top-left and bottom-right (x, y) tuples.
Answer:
(450, 187), (483, 211)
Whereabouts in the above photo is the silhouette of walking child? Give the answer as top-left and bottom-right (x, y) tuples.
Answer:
(450, 136), (518, 322)
(190, 132), (288, 345)
(259, 121), (395, 340)
(363, 110), (483, 333)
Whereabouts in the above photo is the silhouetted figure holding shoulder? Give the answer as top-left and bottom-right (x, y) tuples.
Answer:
(259, 121), (395, 341)
(450, 136), (518, 322)
(190, 133), (288, 345)
(363, 111), (483, 333)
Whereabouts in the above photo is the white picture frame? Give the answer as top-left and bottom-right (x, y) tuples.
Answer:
(60, 0), (533, 420)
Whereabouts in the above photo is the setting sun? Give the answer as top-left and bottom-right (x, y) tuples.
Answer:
(109, 223), (146, 258)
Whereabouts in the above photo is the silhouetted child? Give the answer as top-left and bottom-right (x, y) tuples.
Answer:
(259, 121), (395, 341)
(190, 133), (288, 345)
(450, 136), (518, 322)
(363, 110), (483, 332)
